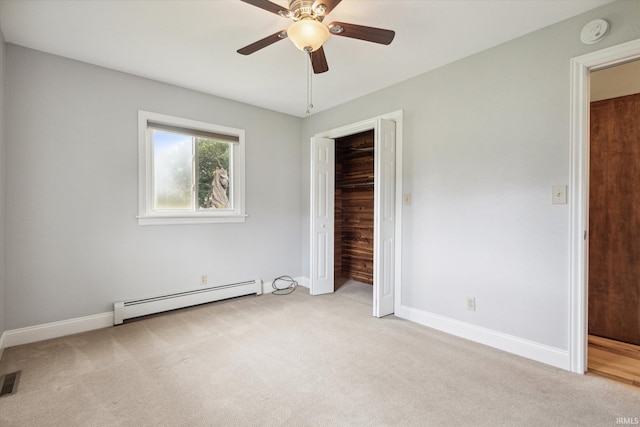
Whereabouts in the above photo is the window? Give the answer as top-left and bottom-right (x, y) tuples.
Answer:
(138, 111), (245, 225)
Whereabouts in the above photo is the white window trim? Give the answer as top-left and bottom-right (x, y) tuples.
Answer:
(137, 110), (245, 225)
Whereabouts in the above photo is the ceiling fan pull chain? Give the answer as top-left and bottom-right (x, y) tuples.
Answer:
(306, 57), (314, 115)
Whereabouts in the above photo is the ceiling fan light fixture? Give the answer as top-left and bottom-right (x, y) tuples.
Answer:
(287, 18), (330, 52)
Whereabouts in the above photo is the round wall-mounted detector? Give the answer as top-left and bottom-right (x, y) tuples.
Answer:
(580, 19), (609, 44)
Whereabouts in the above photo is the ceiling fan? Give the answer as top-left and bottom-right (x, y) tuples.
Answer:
(237, 0), (395, 74)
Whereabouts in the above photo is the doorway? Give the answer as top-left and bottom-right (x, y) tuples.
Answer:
(587, 59), (640, 385)
(569, 38), (640, 375)
(310, 111), (403, 318)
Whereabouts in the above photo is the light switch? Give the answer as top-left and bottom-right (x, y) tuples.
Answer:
(552, 185), (567, 204)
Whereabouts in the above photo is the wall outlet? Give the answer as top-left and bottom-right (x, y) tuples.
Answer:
(200, 274), (207, 285)
(466, 297), (476, 311)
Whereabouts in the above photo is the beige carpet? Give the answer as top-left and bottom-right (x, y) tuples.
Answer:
(0, 281), (638, 426)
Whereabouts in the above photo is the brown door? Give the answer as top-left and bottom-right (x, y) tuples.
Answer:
(589, 93), (640, 346)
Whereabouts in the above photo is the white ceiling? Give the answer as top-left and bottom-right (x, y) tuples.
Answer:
(0, 0), (613, 117)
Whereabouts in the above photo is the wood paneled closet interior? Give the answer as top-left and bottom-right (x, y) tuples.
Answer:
(334, 130), (375, 285)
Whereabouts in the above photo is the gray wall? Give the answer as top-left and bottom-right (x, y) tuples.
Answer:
(5, 46), (302, 329)
(2, 0), (639, 354)
(0, 28), (5, 335)
(301, 0), (640, 350)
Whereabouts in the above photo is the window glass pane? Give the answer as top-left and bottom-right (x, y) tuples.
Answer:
(152, 130), (193, 210)
(139, 110), (245, 224)
(197, 138), (231, 209)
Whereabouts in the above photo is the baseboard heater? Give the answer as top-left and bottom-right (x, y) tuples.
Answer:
(113, 279), (262, 325)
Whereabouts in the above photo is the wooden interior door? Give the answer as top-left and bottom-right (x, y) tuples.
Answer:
(589, 93), (640, 346)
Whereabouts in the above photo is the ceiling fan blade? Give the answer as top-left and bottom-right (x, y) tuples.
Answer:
(312, 0), (342, 17)
(237, 30), (288, 55)
(309, 46), (329, 74)
(240, 0), (291, 17)
(328, 22), (395, 45)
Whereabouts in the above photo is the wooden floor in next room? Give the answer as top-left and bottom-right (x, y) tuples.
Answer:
(588, 335), (640, 388)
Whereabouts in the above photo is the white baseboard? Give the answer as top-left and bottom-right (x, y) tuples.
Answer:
(262, 280), (270, 294)
(295, 277), (568, 369)
(396, 305), (570, 370)
(0, 312), (114, 349)
(296, 276), (310, 288)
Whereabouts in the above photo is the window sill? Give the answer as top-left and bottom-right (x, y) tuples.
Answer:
(137, 214), (247, 226)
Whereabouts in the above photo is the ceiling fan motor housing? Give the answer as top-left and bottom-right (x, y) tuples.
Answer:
(288, 0), (325, 20)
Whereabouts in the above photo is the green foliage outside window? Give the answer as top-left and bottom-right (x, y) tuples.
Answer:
(197, 138), (230, 209)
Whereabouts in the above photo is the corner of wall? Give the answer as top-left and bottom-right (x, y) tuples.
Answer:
(0, 333), (5, 361)
(0, 24), (7, 356)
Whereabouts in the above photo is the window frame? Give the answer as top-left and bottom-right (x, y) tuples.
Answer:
(138, 110), (245, 225)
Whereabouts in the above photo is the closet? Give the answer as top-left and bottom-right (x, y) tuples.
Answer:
(334, 130), (375, 285)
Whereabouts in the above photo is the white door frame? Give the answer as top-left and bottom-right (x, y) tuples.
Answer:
(313, 110), (404, 315)
(569, 38), (640, 374)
